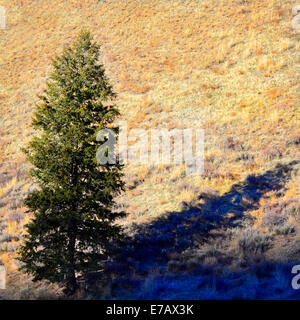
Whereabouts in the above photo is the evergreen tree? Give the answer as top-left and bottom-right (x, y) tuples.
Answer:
(18, 30), (125, 295)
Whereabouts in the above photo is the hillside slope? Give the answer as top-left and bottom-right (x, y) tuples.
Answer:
(0, 0), (299, 298)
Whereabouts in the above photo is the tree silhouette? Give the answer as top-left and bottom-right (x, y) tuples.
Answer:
(18, 30), (125, 295)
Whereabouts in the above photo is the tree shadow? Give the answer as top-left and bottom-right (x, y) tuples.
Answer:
(86, 161), (298, 298)
(110, 161), (297, 272)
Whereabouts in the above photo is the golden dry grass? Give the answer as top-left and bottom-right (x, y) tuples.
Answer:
(0, 0), (299, 296)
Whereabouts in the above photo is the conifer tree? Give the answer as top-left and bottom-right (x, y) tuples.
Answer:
(18, 30), (125, 295)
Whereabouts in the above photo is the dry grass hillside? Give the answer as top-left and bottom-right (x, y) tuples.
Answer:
(0, 0), (299, 298)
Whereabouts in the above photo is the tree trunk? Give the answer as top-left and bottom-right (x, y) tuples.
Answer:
(65, 218), (78, 296)
(65, 270), (78, 296)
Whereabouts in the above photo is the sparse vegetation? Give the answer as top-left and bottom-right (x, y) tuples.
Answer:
(0, 0), (299, 299)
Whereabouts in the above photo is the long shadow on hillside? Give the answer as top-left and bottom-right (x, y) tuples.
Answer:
(89, 161), (298, 296)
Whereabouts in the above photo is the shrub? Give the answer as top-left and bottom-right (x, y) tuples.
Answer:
(286, 135), (300, 146)
(261, 211), (288, 231)
(274, 223), (295, 235)
(0, 231), (19, 243)
(260, 145), (283, 161)
(8, 210), (24, 223)
(286, 204), (300, 217)
(285, 240), (300, 260)
(177, 182), (199, 194)
(237, 228), (273, 257)
(0, 242), (19, 252)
